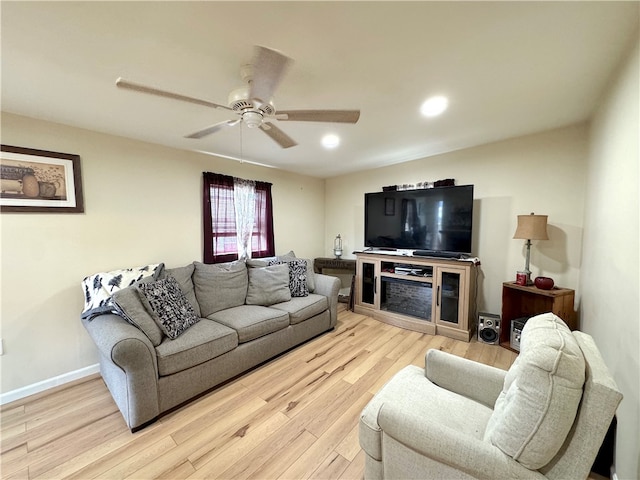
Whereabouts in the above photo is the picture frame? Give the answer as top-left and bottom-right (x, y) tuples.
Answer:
(385, 197), (395, 216)
(1, 145), (84, 213)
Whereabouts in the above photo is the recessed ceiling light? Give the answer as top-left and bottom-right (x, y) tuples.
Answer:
(322, 134), (340, 149)
(421, 96), (448, 117)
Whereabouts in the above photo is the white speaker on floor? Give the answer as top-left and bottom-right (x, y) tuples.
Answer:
(478, 312), (500, 345)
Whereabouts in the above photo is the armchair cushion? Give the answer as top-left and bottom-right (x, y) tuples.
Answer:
(360, 365), (494, 462)
(483, 313), (585, 470)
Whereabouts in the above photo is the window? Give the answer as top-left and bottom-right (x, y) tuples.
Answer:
(202, 172), (275, 263)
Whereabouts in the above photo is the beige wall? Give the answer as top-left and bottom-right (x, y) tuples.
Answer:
(0, 112), (325, 394)
(581, 35), (639, 480)
(325, 124), (588, 315)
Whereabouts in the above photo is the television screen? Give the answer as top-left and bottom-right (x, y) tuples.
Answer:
(364, 185), (474, 255)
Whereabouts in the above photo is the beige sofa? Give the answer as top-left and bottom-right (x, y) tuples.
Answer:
(82, 256), (340, 431)
(360, 313), (622, 479)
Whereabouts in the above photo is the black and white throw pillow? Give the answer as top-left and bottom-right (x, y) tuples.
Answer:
(269, 259), (309, 297)
(136, 276), (199, 339)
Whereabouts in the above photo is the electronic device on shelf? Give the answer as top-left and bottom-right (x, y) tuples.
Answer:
(364, 185), (474, 257)
(510, 317), (530, 351)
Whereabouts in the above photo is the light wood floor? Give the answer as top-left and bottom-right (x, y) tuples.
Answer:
(1, 306), (518, 480)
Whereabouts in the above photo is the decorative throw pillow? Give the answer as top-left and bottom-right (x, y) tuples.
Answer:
(246, 264), (292, 306)
(112, 279), (164, 346)
(81, 263), (164, 320)
(136, 277), (199, 339)
(193, 260), (248, 317)
(163, 263), (201, 317)
(269, 259), (309, 297)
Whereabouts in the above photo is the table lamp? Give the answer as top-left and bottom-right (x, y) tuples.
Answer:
(513, 213), (548, 285)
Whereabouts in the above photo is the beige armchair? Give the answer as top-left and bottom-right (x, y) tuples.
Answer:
(360, 313), (622, 480)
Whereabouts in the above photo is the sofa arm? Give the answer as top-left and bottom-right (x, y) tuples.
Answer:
(378, 402), (543, 479)
(425, 349), (506, 408)
(313, 273), (341, 327)
(82, 314), (160, 430)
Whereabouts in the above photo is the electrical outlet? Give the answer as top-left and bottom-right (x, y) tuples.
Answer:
(0, 339), (4, 355)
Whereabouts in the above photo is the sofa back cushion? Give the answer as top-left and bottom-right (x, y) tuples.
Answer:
(193, 260), (248, 317)
(483, 313), (585, 470)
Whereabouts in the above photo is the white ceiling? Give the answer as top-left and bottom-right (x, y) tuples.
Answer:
(2, 2), (638, 178)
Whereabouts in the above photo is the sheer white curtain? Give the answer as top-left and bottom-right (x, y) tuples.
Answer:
(233, 177), (256, 260)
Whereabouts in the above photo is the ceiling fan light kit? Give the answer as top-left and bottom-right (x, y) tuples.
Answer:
(116, 45), (360, 149)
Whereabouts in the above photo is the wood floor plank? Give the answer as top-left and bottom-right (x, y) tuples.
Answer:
(217, 419), (315, 480)
(27, 411), (125, 478)
(38, 426), (161, 480)
(308, 451), (350, 480)
(2, 308), (527, 480)
(186, 412), (291, 477)
(93, 435), (178, 480)
(277, 383), (372, 480)
(337, 449), (366, 480)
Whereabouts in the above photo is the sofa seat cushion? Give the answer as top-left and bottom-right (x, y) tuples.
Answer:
(360, 365), (493, 462)
(270, 294), (328, 325)
(483, 313), (585, 470)
(208, 305), (290, 343)
(155, 319), (238, 376)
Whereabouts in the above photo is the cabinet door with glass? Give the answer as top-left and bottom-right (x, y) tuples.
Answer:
(357, 258), (380, 309)
(434, 267), (468, 330)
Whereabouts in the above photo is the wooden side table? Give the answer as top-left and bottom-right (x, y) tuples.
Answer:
(500, 282), (577, 351)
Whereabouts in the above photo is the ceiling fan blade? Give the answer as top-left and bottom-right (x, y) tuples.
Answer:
(116, 77), (232, 111)
(185, 119), (240, 139)
(259, 122), (297, 149)
(249, 46), (293, 104)
(276, 109), (360, 124)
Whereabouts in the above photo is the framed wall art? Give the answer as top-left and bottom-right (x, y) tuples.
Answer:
(1, 145), (84, 213)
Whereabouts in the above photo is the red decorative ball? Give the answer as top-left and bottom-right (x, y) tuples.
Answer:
(534, 276), (555, 290)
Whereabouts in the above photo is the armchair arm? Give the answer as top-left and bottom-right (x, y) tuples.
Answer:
(425, 349), (506, 408)
(378, 402), (543, 480)
(313, 273), (341, 327)
(82, 314), (160, 430)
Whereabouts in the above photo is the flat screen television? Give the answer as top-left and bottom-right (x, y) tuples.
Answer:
(364, 185), (474, 256)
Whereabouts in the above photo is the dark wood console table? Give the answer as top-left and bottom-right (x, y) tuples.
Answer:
(314, 258), (356, 307)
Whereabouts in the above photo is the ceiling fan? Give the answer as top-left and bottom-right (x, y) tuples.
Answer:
(116, 45), (360, 149)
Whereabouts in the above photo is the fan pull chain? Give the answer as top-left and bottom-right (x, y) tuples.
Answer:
(239, 122), (243, 164)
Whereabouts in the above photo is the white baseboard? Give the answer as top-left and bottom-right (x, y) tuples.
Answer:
(0, 364), (100, 405)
